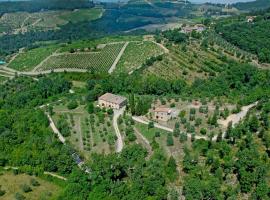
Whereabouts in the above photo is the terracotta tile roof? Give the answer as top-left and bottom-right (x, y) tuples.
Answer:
(99, 93), (126, 104)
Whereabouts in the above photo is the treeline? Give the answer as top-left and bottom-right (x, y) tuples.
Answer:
(234, 0), (270, 11)
(0, 0), (94, 15)
(215, 9), (270, 63)
(84, 61), (270, 106)
(0, 76), (75, 175)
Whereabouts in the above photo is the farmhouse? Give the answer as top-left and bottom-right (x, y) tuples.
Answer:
(181, 24), (206, 34)
(154, 107), (177, 122)
(98, 93), (127, 109)
(247, 16), (256, 23)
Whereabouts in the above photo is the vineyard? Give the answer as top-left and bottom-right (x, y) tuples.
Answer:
(116, 41), (164, 73)
(8, 45), (59, 71)
(37, 43), (125, 72)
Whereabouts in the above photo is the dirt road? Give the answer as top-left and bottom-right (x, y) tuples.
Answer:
(108, 42), (129, 74)
(218, 102), (258, 128)
(113, 107), (125, 153)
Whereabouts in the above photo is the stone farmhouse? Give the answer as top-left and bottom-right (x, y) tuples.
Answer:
(154, 107), (178, 122)
(98, 93), (127, 110)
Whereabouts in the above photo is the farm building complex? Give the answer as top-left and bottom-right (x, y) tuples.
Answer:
(98, 93), (127, 109)
(154, 107), (178, 122)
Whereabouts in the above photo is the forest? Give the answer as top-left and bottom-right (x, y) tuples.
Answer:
(0, 76), (75, 175)
(215, 9), (270, 63)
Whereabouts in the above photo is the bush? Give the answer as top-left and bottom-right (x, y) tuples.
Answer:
(21, 184), (32, 193)
(148, 122), (154, 129)
(180, 132), (188, 143)
(0, 186), (6, 196)
(15, 193), (26, 200)
(67, 100), (78, 110)
(30, 178), (40, 187)
(200, 128), (207, 135)
(155, 131), (161, 137)
(167, 133), (174, 146)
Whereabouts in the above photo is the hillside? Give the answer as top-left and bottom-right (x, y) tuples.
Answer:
(215, 9), (270, 63)
(1, 1), (270, 200)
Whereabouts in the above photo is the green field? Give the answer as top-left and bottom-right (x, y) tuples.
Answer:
(38, 43), (125, 72)
(0, 172), (60, 200)
(117, 41), (164, 73)
(8, 45), (59, 71)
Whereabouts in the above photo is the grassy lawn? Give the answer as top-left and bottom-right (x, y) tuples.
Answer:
(59, 8), (104, 23)
(0, 172), (60, 200)
(116, 41), (164, 73)
(8, 45), (59, 71)
(135, 122), (169, 141)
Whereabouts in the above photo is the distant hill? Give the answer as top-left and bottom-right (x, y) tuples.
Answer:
(215, 8), (270, 63)
(0, 0), (94, 15)
(234, 0), (270, 11)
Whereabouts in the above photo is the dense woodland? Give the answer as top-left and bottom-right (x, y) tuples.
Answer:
(215, 9), (270, 63)
(0, 76), (75, 175)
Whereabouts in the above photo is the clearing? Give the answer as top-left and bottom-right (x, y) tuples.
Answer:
(0, 171), (60, 200)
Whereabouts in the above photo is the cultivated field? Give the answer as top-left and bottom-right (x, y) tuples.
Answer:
(0, 172), (60, 200)
(116, 41), (164, 73)
(38, 43), (125, 72)
(8, 45), (59, 71)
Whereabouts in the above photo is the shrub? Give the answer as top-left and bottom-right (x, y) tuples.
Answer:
(180, 132), (188, 143)
(167, 133), (174, 146)
(30, 178), (40, 187)
(67, 100), (78, 110)
(0, 186), (6, 196)
(21, 184), (32, 193)
(148, 122), (154, 129)
(200, 128), (207, 135)
(155, 131), (161, 137)
(15, 193), (26, 200)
